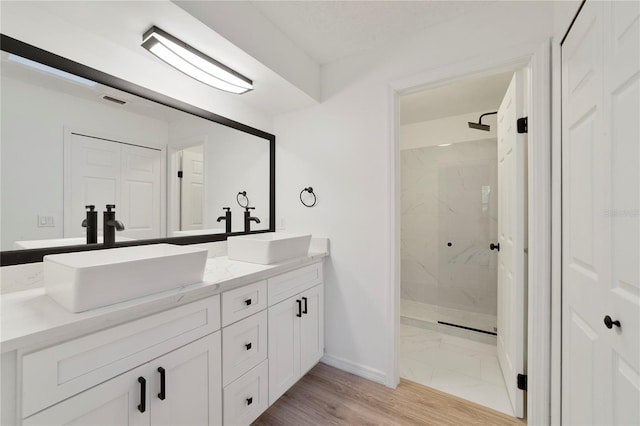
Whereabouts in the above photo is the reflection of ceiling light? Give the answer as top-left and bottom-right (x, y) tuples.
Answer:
(142, 26), (253, 94)
(438, 143), (451, 147)
(7, 54), (97, 87)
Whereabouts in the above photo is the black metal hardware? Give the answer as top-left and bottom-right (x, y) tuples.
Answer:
(300, 187), (317, 207)
(490, 243), (500, 252)
(244, 206), (261, 232)
(177, 170), (183, 178)
(604, 315), (621, 329)
(245, 342), (252, 350)
(246, 397), (253, 405)
(517, 117), (528, 134)
(237, 191), (249, 208)
(296, 299), (302, 317)
(447, 242), (452, 247)
(157, 367), (166, 400)
(517, 374), (527, 391)
(82, 205), (98, 244)
(216, 207), (232, 233)
(138, 376), (146, 413)
(245, 298), (252, 306)
(302, 297), (308, 314)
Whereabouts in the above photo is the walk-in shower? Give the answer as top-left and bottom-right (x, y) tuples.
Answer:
(400, 139), (498, 342)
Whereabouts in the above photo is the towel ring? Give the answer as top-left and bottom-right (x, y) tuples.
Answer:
(300, 187), (316, 207)
(237, 191), (249, 208)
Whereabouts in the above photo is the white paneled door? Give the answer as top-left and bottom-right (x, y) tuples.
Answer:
(66, 133), (162, 240)
(180, 147), (204, 231)
(562, 1), (640, 424)
(496, 70), (527, 419)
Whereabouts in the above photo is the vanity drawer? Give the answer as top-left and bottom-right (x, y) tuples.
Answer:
(223, 359), (268, 426)
(221, 280), (267, 326)
(21, 295), (221, 418)
(267, 262), (323, 306)
(222, 310), (267, 386)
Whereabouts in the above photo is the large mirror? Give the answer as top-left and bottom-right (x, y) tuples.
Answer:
(0, 35), (275, 265)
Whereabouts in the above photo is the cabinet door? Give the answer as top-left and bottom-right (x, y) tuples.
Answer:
(300, 285), (324, 375)
(23, 365), (149, 426)
(149, 332), (222, 426)
(268, 296), (301, 405)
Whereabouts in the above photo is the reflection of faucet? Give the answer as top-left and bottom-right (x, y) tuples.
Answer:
(216, 207), (232, 233)
(81, 205), (98, 244)
(244, 207), (261, 232)
(103, 204), (125, 247)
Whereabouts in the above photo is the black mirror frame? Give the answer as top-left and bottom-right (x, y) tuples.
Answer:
(0, 34), (276, 266)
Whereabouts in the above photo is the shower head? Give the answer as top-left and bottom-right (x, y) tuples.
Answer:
(468, 121), (491, 131)
(468, 111), (497, 132)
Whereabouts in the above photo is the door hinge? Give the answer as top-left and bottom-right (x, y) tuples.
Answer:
(177, 171), (183, 178)
(517, 117), (528, 134)
(517, 374), (528, 391)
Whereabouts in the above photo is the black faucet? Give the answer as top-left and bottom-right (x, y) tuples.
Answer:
(244, 207), (261, 232)
(103, 204), (125, 247)
(81, 205), (98, 244)
(216, 207), (232, 233)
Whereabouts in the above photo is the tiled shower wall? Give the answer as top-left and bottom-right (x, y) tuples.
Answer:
(401, 139), (498, 319)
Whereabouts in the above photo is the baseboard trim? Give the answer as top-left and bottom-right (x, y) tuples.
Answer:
(320, 353), (386, 385)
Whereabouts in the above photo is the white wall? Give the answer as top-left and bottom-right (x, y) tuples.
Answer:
(400, 111), (497, 150)
(0, 76), (168, 250)
(274, 1), (555, 382)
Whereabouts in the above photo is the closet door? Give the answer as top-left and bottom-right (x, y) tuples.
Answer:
(562, 1), (639, 424)
(67, 133), (120, 237)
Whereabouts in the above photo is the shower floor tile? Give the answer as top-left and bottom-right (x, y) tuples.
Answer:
(400, 324), (515, 417)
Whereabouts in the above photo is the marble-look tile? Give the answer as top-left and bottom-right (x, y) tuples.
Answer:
(400, 324), (514, 417)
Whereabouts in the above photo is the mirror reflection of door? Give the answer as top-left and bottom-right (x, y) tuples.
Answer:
(65, 132), (162, 241)
(179, 145), (204, 231)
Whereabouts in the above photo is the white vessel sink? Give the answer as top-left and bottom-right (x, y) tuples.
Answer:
(227, 233), (312, 265)
(44, 244), (208, 312)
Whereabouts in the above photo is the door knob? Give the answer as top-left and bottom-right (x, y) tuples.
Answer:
(603, 315), (621, 329)
(490, 243), (500, 251)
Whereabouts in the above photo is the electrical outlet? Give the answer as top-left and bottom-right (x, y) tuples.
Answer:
(37, 215), (56, 227)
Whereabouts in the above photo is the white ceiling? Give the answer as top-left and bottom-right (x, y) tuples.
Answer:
(248, 1), (488, 65)
(400, 71), (514, 125)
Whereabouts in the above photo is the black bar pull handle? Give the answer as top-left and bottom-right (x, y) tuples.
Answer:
(245, 342), (252, 350)
(245, 298), (252, 306)
(157, 367), (166, 400)
(246, 397), (253, 405)
(302, 297), (308, 314)
(138, 376), (146, 413)
(296, 299), (302, 317)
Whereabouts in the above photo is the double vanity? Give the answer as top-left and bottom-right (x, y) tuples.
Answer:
(1, 233), (327, 426)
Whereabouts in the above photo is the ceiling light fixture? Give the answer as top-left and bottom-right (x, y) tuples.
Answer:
(142, 26), (253, 94)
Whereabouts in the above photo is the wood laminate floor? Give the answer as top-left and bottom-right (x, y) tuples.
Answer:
(252, 363), (525, 426)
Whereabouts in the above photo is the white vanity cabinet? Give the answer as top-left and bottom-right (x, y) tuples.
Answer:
(24, 332), (222, 426)
(221, 281), (269, 426)
(267, 263), (324, 405)
(19, 295), (222, 426)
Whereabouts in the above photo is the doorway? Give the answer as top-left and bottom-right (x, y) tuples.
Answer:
(398, 69), (528, 418)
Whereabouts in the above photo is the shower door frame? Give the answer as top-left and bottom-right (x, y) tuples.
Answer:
(388, 40), (557, 424)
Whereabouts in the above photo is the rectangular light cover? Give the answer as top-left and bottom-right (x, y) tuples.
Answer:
(142, 26), (253, 94)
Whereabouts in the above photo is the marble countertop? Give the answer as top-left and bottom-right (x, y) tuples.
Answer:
(1, 251), (327, 354)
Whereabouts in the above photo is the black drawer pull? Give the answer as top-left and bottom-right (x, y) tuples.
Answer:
(296, 299), (302, 317)
(245, 299), (252, 306)
(157, 367), (166, 400)
(604, 315), (621, 329)
(246, 397), (253, 405)
(245, 342), (252, 350)
(138, 376), (146, 413)
(302, 296), (308, 314)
